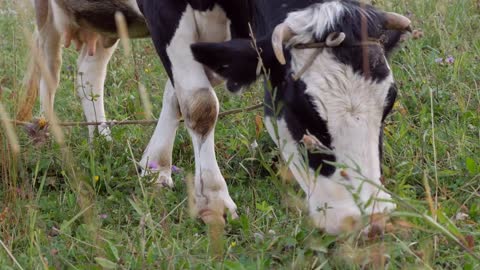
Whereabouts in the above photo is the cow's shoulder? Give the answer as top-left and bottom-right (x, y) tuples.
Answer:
(187, 0), (218, 11)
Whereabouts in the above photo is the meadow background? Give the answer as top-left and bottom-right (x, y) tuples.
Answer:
(0, 0), (479, 269)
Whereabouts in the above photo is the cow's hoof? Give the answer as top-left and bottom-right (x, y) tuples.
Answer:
(363, 212), (394, 239)
(98, 124), (112, 141)
(151, 172), (174, 188)
(199, 209), (226, 226)
(196, 195), (238, 225)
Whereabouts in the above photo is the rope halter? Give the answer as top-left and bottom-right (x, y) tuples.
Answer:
(291, 32), (384, 81)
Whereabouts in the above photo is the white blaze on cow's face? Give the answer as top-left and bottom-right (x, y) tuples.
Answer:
(266, 1), (399, 234)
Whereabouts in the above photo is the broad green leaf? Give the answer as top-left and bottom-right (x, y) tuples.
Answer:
(94, 257), (117, 270)
(466, 157), (477, 175)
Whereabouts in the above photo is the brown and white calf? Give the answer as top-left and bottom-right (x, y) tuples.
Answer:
(31, 0), (411, 234)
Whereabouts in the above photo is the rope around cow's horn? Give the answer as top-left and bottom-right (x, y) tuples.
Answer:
(10, 103), (264, 127)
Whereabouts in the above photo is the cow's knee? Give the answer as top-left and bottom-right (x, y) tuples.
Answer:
(183, 88), (218, 136)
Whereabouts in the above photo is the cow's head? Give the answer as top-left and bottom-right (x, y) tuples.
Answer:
(192, 1), (411, 234)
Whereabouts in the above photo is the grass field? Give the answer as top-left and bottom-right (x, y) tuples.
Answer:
(0, 0), (479, 269)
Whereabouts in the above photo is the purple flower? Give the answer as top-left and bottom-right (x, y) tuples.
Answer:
(446, 55), (455, 64)
(171, 165), (182, 174)
(148, 161), (159, 170)
(98, 214), (108, 219)
(435, 58), (443, 64)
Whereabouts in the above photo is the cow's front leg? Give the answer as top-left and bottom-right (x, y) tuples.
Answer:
(76, 38), (118, 141)
(179, 87), (238, 222)
(167, 5), (236, 221)
(139, 80), (180, 187)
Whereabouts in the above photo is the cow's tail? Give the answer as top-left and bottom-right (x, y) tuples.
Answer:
(16, 0), (48, 121)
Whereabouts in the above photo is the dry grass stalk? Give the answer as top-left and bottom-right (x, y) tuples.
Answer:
(114, 11), (131, 57)
(15, 15), (102, 253)
(14, 0), (38, 122)
(116, 11), (155, 122)
(0, 102), (20, 155)
(138, 83), (153, 120)
(16, 51), (39, 121)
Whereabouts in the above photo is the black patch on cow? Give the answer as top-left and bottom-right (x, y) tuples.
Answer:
(137, 0), (189, 82)
(305, 1), (404, 82)
(217, 0), (255, 38)
(378, 83), (397, 169)
(265, 79), (337, 177)
(192, 36), (285, 92)
(137, 0), (256, 83)
(382, 83), (397, 121)
(192, 40), (258, 92)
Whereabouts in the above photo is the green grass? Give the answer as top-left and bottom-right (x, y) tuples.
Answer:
(1, 0), (479, 269)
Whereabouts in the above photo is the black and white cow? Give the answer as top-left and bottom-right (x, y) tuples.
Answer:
(33, 0), (411, 234)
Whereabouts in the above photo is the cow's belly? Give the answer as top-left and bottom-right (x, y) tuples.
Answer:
(52, 0), (149, 38)
(193, 4), (231, 43)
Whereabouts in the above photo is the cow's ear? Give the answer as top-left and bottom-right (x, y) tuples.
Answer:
(191, 39), (265, 92)
(381, 30), (407, 56)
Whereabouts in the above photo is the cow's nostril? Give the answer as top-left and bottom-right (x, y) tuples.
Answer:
(368, 224), (384, 239)
(366, 213), (389, 239)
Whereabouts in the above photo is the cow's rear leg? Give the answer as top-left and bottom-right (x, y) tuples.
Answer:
(139, 80), (180, 187)
(76, 39), (118, 141)
(36, 3), (62, 119)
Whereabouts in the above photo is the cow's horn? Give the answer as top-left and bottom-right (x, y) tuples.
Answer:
(326, 32), (346, 47)
(384, 12), (412, 32)
(272, 23), (295, 65)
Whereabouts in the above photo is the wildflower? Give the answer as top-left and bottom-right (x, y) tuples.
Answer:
(144, 68), (150, 73)
(38, 117), (47, 128)
(94, 175), (100, 182)
(434, 58), (443, 64)
(229, 241), (237, 248)
(446, 55), (455, 64)
(254, 232), (264, 242)
(455, 212), (469, 221)
(250, 140), (258, 150)
(24, 118), (50, 146)
(98, 214), (108, 219)
(172, 165), (182, 174)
